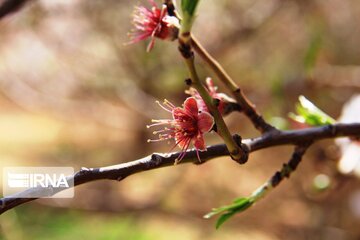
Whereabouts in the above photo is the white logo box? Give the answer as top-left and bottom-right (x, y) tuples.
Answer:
(3, 167), (74, 198)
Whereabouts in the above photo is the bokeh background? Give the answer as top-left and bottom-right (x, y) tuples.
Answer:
(0, 0), (360, 239)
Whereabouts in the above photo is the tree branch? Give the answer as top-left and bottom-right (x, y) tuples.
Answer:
(191, 36), (275, 133)
(204, 144), (310, 227)
(250, 144), (310, 203)
(178, 16), (246, 162)
(1, 123), (359, 214)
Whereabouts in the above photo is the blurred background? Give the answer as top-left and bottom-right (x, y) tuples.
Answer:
(0, 0), (360, 239)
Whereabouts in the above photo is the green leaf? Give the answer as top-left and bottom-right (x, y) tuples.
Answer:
(203, 207), (228, 219)
(204, 198), (248, 219)
(215, 200), (253, 229)
(204, 197), (254, 229)
(289, 96), (335, 126)
(180, 0), (200, 33)
(215, 211), (237, 229)
(181, 0), (200, 16)
(233, 197), (249, 205)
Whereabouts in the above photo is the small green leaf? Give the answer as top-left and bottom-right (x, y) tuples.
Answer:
(204, 197), (248, 219)
(203, 207), (227, 219)
(289, 96), (335, 126)
(204, 197), (254, 229)
(180, 0), (200, 33)
(215, 200), (253, 229)
(233, 197), (249, 204)
(181, 0), (200, 16)
(215, 211), (237, 229)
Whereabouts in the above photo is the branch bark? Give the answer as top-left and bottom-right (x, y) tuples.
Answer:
(1, 123), (359, 214)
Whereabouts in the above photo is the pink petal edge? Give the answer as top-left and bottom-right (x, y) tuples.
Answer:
(198, 111), (214, 133)
(183, 97), (199, 116)
(193, 134), (207, 151)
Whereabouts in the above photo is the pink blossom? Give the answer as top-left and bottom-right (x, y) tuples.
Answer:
(147, 97), (214, 163)
(128, 0), (179, 52)
(186, 77), (236, 115)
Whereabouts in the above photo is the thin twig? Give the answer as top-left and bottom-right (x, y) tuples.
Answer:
(163, 0), (176, 17)
(163, 0), (272, 133)
(191, 36), (275, 133)
(250, 144), (310, 203)
(205, 144), (310, 224)
(1, 123), (359, 214)
(182, 53), (246, 163)
(178, 23), (246, 162)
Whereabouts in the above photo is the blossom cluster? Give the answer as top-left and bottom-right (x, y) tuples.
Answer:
(129, 1), (236, 162)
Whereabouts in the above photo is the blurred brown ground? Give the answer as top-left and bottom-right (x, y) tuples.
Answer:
(0, 0), (360, 239)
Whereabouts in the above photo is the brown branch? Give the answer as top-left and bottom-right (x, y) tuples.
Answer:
(269, 144), (310, 188)
(244, 123), (359, 151)
(1, 123), (359, 214)
(163, 0), (176, 17)
(243, 144), (310, 204)
(0, 0), (31, 19)
(202, 144), (310, 224)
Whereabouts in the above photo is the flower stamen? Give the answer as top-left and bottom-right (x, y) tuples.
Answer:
(147, 97), (214, 164)
(127, 0), (179, 52)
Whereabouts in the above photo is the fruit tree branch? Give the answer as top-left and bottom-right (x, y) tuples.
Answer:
(0, 122), (359, 214)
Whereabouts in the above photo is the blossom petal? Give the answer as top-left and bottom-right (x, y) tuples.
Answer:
(172, 107), (186, 120)
(205, 77), (217, 95)
(198, 111), (214, 133)
(193, 133), (206, 151)
(175, 133), (191, 150)
(163, 16), (180, 28)
(128, 0), (174, 51)
(183, 97), (198, 116)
